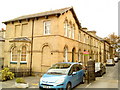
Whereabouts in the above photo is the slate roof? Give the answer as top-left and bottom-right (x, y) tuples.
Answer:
(3, 7), (81, 29)
(10, 37), (31, 42)
(96, 36), (103, 41)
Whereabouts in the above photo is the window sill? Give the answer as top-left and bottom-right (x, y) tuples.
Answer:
(20, 61), (27, 64)
(10, 61), (17, 64)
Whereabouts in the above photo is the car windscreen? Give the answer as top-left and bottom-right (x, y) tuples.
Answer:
(47, 63), (71, 75)
(47, 69), (69, 75)
(50, 63), (71, 69)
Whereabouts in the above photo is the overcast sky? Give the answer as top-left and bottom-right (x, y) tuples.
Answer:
(0, 0), (119, 38)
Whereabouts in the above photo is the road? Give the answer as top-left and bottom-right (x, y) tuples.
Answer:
(74, 61), (119, 89)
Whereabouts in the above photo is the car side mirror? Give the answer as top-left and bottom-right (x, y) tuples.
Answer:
(72, 72), (76, 75)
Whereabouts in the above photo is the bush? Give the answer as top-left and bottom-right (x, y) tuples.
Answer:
(7, 72), (14, 80)
(16, 78), (26, 84)
(1, 67), (14, 81)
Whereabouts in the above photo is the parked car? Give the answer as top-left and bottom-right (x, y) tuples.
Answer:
(78, 62), (87, 81)
(114, 57), (118, 62)
(79, 62), (87, 70)
(95, 62), (106, 77)
(39, 62), (85, 89)
(106, 59), (115, 66)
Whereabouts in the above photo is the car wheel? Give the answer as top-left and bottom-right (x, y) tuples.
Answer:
(104, 71), (106, 74)
(39, 87), (43, 90)
(99, 72), (102, 77)
(81, 76), (85, 84)
(66, 83), (72, 90)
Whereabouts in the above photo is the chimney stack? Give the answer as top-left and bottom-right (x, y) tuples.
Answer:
(82, 27), (87, 32)
(87, 30), (96, 36)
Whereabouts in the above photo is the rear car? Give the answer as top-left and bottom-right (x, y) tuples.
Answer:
(39, 62), (85, 89)
(114, 57), (118, 62)
(95, 62), (106, 77)
(106, 59), (115, 66)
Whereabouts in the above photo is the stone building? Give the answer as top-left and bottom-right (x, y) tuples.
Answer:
(0, 29), (5, 69)
(3, 7), (111, 74)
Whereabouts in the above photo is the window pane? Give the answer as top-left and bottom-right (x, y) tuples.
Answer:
(11, 47), (17, 61)
(21, 46), (26, 61)
(44, 21), (50, 35)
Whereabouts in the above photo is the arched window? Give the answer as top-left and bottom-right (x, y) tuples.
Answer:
(64, 47), (68, 62)
(67, 23), (71, 38)
(72, 24), (75, 39)
(11, 47), (17, 62)
(84, 34), (86, 43)
(72, 48), (75, 62)
(21, 46), (27, 62)
(68, 21), (72, 38)
(78, 31), (81, 41)
(64, 19), (68, 37)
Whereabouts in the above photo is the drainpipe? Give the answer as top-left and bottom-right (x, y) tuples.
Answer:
(30, 19), (34, 76)
(103, 41), (106, 63)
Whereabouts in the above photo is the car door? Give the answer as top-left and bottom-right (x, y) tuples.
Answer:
(76, 64), (84, 83)
(68, 64), (78, 87)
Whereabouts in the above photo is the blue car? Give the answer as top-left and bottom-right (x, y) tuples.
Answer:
(39, 62), (85, 90)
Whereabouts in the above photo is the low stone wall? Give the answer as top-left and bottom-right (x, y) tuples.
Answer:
(9, 68), (31, 77)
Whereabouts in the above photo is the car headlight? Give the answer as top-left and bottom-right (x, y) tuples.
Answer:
(55, 78), (65, 85)
(40, 78), (43, 82)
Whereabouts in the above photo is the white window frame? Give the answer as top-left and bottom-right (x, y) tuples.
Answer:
(67, 23), (69, 37)
(20, 46), (27, 63)
(64, 21), (68, 37)
(72, 26), (75, 39)
(69, 26), (71, 38)
(10, 47), (17, 63)
(44, 21), (51, 35)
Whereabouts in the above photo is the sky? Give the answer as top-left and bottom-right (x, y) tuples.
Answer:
(0, 0), (119, 38)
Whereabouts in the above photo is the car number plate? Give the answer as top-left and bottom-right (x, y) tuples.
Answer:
(43, 85), (51, 88)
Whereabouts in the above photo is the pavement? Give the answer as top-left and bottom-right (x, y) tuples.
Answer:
(1, 76), (41, 89)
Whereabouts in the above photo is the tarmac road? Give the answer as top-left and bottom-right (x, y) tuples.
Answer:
(74, 60), (119, 89)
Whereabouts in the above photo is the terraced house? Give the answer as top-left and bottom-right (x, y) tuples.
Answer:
(3, 7), (111, 74)
(0, 29), (5, 69)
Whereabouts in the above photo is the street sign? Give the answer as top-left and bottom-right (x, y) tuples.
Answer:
(83, 51), (89, 56)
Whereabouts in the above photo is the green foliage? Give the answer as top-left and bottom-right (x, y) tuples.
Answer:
(1, 67), (14, 81)
(16, 78), (26, 83)
(7, 72), (14, 80)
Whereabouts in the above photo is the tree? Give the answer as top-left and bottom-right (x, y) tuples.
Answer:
(104, 33), (119, 48)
